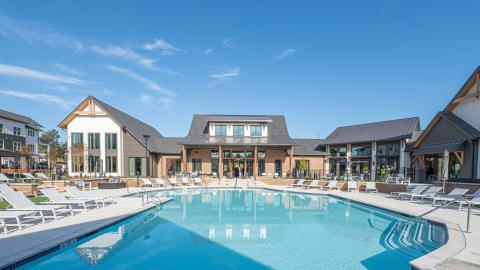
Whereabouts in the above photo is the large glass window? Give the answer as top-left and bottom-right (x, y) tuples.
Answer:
(351, 144), (372, 157)
(377, 142), (400, 156)
(211, 158), (218, 174)
(105, 133), (117, 149)
(0, 139), (3, 149)
(223, 150), (231, 158)
(211, 150), (219, 158)
(330, 145), (347, 157)
(232, 151), (245, 158)
(71, 133), (83, 144)
(13, 141), (21, 151)
(71, 157), (84, 173)
(192, 159), (202, 173)
(258, 160), (265, 176)
(258, 151), (266, 159)
(274, 160), (282, 176)
(233, 125), (245, 136)
(129, 157), (147, 176)
(215, 125), (227, 136)
(106, 156), (117, 173)
(88, 156), (100, 173)
(88, 133), (100, 149)
(0, 124), (3, 133)
(250, 125), (262, 136)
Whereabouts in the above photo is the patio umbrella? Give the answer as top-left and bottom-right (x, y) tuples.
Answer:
(441, 150), (449, 192)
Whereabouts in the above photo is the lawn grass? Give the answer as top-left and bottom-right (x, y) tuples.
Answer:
(0, 196), (49, 209)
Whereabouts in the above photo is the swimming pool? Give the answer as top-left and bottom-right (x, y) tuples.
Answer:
(18, 189), (447, 270)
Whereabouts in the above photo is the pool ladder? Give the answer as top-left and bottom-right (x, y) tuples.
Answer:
(394, 197), (472, 233)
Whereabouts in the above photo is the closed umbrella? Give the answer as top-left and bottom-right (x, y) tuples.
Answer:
(441, 150), (449, 192)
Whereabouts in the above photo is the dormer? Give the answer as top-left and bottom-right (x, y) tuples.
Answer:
(208, 121), (269, 137)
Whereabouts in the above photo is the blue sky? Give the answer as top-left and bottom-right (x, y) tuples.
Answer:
(0, 0), (479, 139)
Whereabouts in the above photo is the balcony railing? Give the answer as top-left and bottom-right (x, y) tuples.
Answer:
(0, 128), (25, 137)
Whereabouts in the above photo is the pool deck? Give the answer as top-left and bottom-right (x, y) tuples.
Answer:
(0, 184), (479, 270)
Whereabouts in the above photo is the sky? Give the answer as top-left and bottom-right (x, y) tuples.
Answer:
(0, 0), (479, 139)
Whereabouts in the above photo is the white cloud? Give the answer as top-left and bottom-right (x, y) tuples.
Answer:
(195, 48), (214, 55)
(209, 67), (241, 83)
(91, 45), (157, 69)
(0, 15), (82, 50)
(0, 89), (73, 109)
(222, 38), (238, 48)
(53, 63), (83, 76)
(139, 94), (174, 110)
(0, 63), (87, 85)
(106, 64), (175, 97)
(276, 48), (296, 59)
(143, 39), (185, 56)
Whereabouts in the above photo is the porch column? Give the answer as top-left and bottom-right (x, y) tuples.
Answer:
(324, 145), (330, 174)
(289, 146), (294, 177)
(346, 144), (352, 176)
(399, 140), (406, 175)
(371, 142), (376, 181)
(181, 145), (187, 173)
(254, 145), (258, 180)
(218, 145), (223, 178)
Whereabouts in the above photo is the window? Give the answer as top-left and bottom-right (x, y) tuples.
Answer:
(211, 150), (219, 158)
(258, 160), (265, 176)
(351, 144), (372, 157)
(211, 158), (218, 174)
(233, 125), (245, 136)
(275, 160), (282, 176)
(250, 125), (262, 136)
(28, 144), (35, 153)
(71, 133), (83, 144)
(105, 133), (117, 149)
(13, 127), (21, 136)
(246, 151), (253, 158)
(0, 124), (3, 133)
(13, 141), (21, 151)
(129, 157), (147, 176)
(27, 129), (35, 137)
(377, 142), (400, 156)
(223, 150), (231, 158)
(192, 159), (202, 173)
(88, 156), (100, 173)
(258, 151), (266, 159)
(215, 125), (227, 136)
(0, 139), (3, 149)
(232, 151), (245, 158)
(330, 145), (347, 157)
(71, 157), (84, 173)
(106, 156), (118, 173)
(88, 133), (100, 149)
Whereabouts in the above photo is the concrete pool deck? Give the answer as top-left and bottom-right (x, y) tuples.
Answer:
(0, 185), (478, 270)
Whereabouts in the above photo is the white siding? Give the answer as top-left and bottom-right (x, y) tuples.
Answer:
(452, 82), (480, 130)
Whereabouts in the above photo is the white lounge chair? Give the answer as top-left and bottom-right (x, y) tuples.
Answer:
(153, 178), (166, 187)
(458, 194), (480, 210)
(395, 185), (428, 199)
(323, 180), (338, 191)
(40, 188), (98, 212)
(407, 186), (443, 202)
(169, 178), (178, 186)
(65, 186), (114, 207)
(35, 173), (50, 180)
(181, 177), (190, 186)
(364, 182), (378, 193)
(0, 210), (41, 233)
(0, 173), (12, 183)
(290, 179), (305, 188)
(194, 177), (203, 186)
(22, 173), (39, 180)
(465, 188), (480, 199)
(0, 184), (68, 218)
(304, 180), (320, 189)
(347, 181), (358, 192)
(431, 188), (469, 206)
(141, 178), (154, 187)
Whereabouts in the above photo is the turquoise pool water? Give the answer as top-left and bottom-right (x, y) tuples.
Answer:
(19, 189), (447, 270)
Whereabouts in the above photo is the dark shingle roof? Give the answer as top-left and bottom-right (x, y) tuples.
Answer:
(92, 97), (163, 150)
(322, 117), (420, 145)
(412, 140), (465, 155)
(0, 109), (43, 130)
(293, 139), (328, 156)
(439, 111), (480, 139)
(182, 114), (296, 146)
(152, 137), (182, 154)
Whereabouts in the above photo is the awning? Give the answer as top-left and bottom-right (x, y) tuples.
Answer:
(412, 140), (465, 155)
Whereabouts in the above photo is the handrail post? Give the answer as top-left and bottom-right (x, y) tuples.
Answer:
(466, 202), (472, 233)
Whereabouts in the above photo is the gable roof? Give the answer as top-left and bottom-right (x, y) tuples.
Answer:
(322, 117), (420, 145)
(151, 137), (183, 154)
(58, 96), (163, 150)
(0, 109), (43, 130)
(182, 114), (296, 146)
(444, 66), (480, 112)
(293, 139), (327, 156)
(413, 111), (480, 148)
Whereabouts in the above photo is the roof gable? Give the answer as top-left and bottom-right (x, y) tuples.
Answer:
(444, 66), (480, 112)
(293, 139), (327, 156)
(323, 117), (420, 145)
(0, 109), (43, 130)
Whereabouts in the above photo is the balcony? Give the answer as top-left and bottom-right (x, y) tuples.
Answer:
(0, 128), (25, 137)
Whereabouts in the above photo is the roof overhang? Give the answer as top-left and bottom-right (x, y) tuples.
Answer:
(444, 66), (480, 112)
(412, 140), (465, 156)
(58, 96), (108, 129)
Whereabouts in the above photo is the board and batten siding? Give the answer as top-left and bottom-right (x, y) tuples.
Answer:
(66, 115), (123, 177)
(122, 131), (157, 177)
(452, 81), (480, 131)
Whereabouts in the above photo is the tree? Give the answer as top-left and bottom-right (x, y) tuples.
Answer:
(70, 143), (85, 173)
(40, 130), (60, 145)
(40, 129), (67, 170)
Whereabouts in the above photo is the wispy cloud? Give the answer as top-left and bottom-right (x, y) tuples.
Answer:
(53, 63), (83, 76)
(0, 63), (87, 85)
(106, 64), (175, 96)
(0, 15), (82, 51)
(143, 39), (185, 56)
(222, 38), (238, 48)
(195, 48), (214, 55)
(209, 67), (241, 85)
(91, 45), (157, 69)
(0, 89), (73, 109)
(139, 94), (174, 110)
(276, 48), (296, 59)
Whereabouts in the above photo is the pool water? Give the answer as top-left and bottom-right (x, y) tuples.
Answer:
(19, 189), (447, 270)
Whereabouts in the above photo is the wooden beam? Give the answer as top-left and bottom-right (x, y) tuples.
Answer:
(454, 151), (464, 165)
(453, 91), (480, 104)
(254, 145), (258, 180)
(181, 145), (187, 172)
(218, 145), (223, 178)
(289, 146), (294, 177)
(73, 111), (108, 116)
